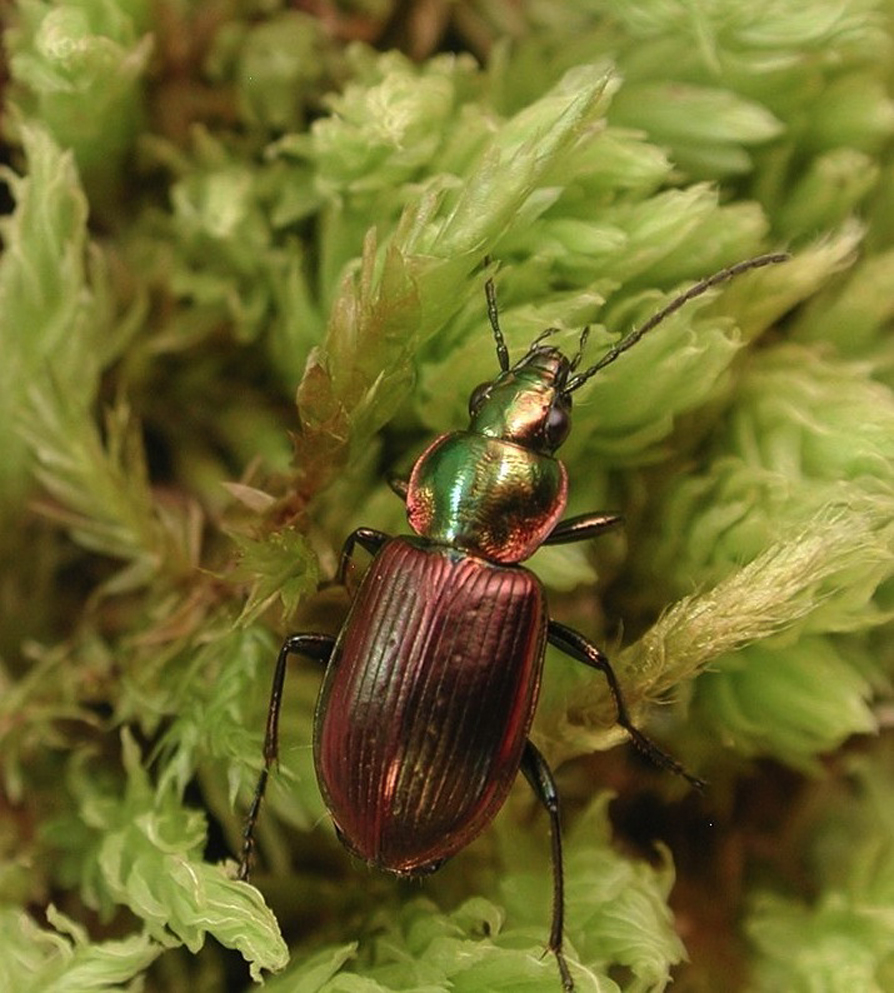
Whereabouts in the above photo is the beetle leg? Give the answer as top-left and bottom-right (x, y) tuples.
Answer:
(544, 512), (622, 546)
(238, 633), (335, 881)
(387, 476), (409, 501)
(548, 620), (705, 789)
(520, 740), (574, 992)
(336, 527), (391, 586)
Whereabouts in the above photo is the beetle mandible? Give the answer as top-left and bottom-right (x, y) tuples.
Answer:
(239, 252), (788, 990)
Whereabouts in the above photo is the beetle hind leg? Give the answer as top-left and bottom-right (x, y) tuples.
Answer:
(238, 633), (335, 881)
(521, 740), (574, 992)
(548, 620), (705, 789)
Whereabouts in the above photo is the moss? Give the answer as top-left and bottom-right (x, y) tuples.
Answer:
(1, 1), (893, 990)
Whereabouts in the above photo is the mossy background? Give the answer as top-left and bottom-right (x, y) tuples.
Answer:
(1, 1), (893, 991)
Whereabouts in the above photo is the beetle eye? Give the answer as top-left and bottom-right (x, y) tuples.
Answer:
(468, 381), (492, 416)
(544, 397), (571, 450)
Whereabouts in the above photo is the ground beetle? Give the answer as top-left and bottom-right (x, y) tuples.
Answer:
(239, 252), (788, 990)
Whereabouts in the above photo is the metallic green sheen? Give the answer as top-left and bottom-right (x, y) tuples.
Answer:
(406, 432), (568, 563)
(470, 357), (564, 452)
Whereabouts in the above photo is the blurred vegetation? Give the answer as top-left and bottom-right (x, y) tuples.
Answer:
(1, 1), (892, 990)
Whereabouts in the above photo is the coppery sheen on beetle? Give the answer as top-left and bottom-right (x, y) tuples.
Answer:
(239, 252), (789, 991)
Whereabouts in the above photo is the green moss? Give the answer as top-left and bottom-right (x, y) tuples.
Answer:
(1, 1), (893, 990)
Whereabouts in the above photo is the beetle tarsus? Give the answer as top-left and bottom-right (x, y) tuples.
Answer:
(238, 766), (268, 880)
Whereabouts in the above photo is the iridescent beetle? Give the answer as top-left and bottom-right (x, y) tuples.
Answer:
(239, 253), (787, 990)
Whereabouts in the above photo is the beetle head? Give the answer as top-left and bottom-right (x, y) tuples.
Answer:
(467, 345), (573, 455)
(475, 252), (790, 437)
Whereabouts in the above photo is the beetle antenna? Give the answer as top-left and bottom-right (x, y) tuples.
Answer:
(483, 257), (511, 372)
(564, 252), (789, 393)
(530, 325), (562, 349)
(569, 326), (591, 373)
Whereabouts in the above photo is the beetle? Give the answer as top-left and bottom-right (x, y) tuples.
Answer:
(239, 252), (788, 990)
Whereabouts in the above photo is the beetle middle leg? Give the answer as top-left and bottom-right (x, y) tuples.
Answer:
(336, 527), (391, 585)
(548, 620), (705, 788)
(239, 632), (335, 880)
(521, 740), (574, 992)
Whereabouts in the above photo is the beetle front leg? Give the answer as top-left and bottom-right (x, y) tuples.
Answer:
(388, 476), (409, 502)
(520, 740), (574, 992)
(238, 633), (335, 881)
(548, 620), (705, 789)
(336, 527), (391, 586)
(544, 512), (622, 546)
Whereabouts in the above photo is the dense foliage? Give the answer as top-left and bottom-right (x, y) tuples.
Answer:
(1, 2), (893, 990)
